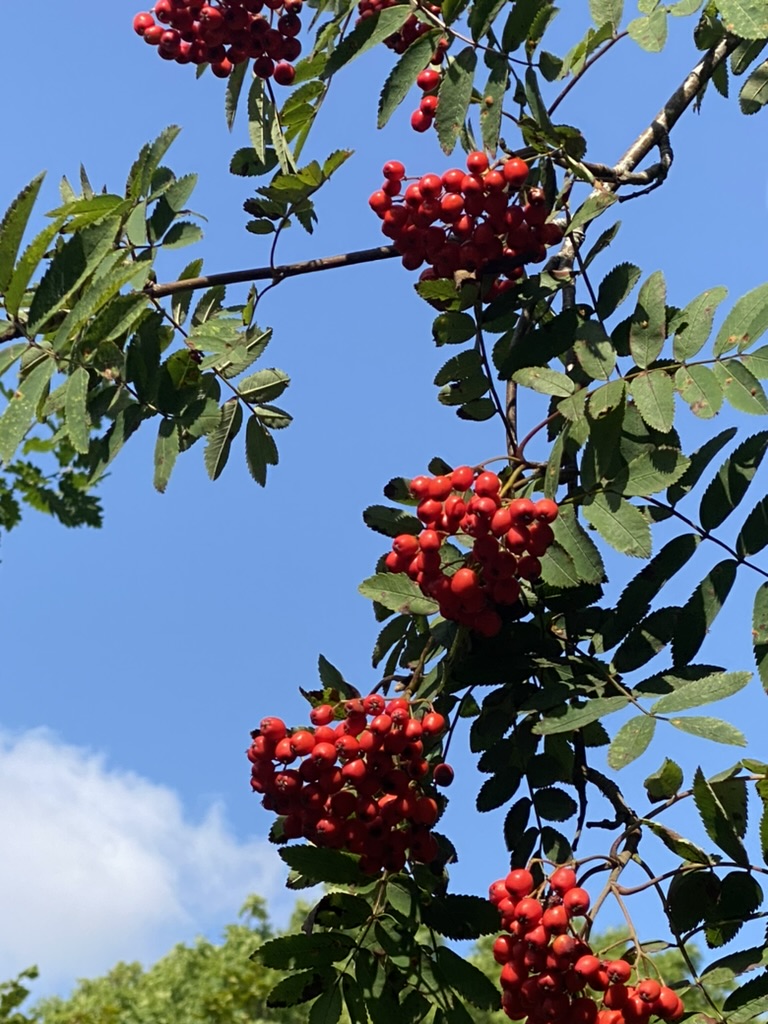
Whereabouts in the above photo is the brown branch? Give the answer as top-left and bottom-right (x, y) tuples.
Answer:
(146, 245), (399, 299)
(614, 35), (740, 179)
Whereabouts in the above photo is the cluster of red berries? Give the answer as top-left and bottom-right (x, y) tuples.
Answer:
(489, 867), (686, 1024)
(411, 65), (443, 133)
(385, 467), (558, 638)
(356, 0), (445, 57)
(132, 0), (300, 83)
(369, 152), (564, 293)
(247, 696), (454, 875)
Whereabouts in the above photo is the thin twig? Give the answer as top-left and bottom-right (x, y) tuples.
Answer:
(146, 245), (399, 299)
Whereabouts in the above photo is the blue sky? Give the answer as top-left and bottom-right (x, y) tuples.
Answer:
(0, 0), (767, 999)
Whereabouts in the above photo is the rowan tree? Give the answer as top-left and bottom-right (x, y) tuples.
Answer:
(1, 1), (768, 1023)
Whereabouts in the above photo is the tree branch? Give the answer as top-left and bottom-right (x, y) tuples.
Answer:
(146, 245), (399, 299)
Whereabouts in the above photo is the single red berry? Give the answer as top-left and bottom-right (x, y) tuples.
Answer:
(310, 704), (335, 727)
(416, 67), (441, 91)
(289, 730), (315, 756)
(362, 693), (386, 715)
(273, 61), (296, 86)
(433, 762), (454, 786)
(474, 471), (501, 496)
(636, 980), (662, 1003)
(259, 716), (287, 743)
(605, 961), (632, 985)
(133, 12), (155, 34)
(503, 157), (529, 189)
(421, 711), (446, 735)
(563, 887), (591, 916)
(451, 465), (475, 490)
(411, 109), (433, 133)
(505, 868), (534, 898)
(535, 498), (559, 523)
(549, 865), (577, 893)
(466, 151), (489, 174)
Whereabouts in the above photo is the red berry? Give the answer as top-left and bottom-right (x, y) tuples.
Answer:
(133, 12), (155, 34)
(310, 704), (335, 726)
(605, 961), (631, 985)
(563, 887), (590, 916)
(421, 711), (446, 735)
(417, 67), (441, 91)
(549, 865), (577, 893)
(505, 868), (534, 898)
(466, 151), (489, 174)
(474, 471), (501, 496)
(273, 61), (296, 86)
(260, 716), (287, 743)
(503, 157), (529, 189)
(451, 465), (475, 490)
(411, 109), (433, 132)
(433, 762), (454, 786)
(535, 498), (559, 523)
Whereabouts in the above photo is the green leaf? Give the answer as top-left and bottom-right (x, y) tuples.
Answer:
(651, 671), (751, 714)
(589, 0), (624, 29)
(607, 715), (656, 770)
(596, 262), (641, 320)
(161, 221), (204, 249)
(724, 972), (768, 1022)
(716, 0), (768, 38)
(310, 979), (343, 1024)
(567, 191), (618, 235)
(363, 505), (421, 539)
(737, 495), (768, 557)
(742, 343), (768, 379)
(629, 271), (667, 368)
(589, 379), (626, 420)
(127, 126), (182, 200)
(477, 770), (522, 811)
(267, 970), (333, 1008)
(153, 418), (180, 494)
(612, 606), (679, 672)
(629, 370), (675, 432)
(237, 367), (290, 403)
(671, 285), (728, 360)
(432, 311), (476, 344)
(533, 787), (578, 821)
(533, 697), (629, 735)
(674, 364), (723, 419)
(513, 366), (575, 397)
(752, 581), (768, 693)
(258, 933), (355, 970)
(672, 717), (747, 749)
(279, 845), (370, 885)
(644, 757), (684, 800)
(740, 58), (768, 112)
(64, 364), (91, 455)
(714, 282), (768, 354)
(377, 34), (438, 128)
(435, 946), (501, 1009)
(582, 493), (652, 558)
(619, 447), (690, 497)
(469, 0), (508, 39)
(244, 415), (278, 486)
(4, 220), (62, 318)
(204, 398), (243, 481)
(573, 321), (615, 381)
(323, 7), (414, 78)
(699, 430), (768, 531)
(667, 426), (737, 505)
(627, 9), (668, 50)
(434, 348), (483, 385)
(480, 53), (509, 153)
(0, 172), (45, 293)
(422, 896), (499, 941)
(671, 559), (739, 666)
(693, 766), (749, 863)
(583, 221), (621, 268)
(644, 821), (713, 864)
(715, 358), (768, 414)
(601, 534), (699, 650)
(27, 218), (121, 334)
(359, 572), (438, 616)
(0, 357), (55, 464)
(435, 46), (478, 154)
(552, 506), (605, 584)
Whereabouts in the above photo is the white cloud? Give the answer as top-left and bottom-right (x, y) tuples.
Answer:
(0, 728), (284, 997)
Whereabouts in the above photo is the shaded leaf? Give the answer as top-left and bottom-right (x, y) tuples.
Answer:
(607, 715), (656, 770)
(644, 757), (684, 800)
(671, 559), (739, 666)
(423, 896), (500, 941)
(435, 46), (478, 155)
(323, 7), (413, 77)
(204, 398), (243, 481)
(667, 426), (737, 505)
(245, 414), (278, 486)
(378, 34), (439, 128)
(435, 946), (501, 1008)
(699, 430), (768, 530)
(671, 285), (728, 360)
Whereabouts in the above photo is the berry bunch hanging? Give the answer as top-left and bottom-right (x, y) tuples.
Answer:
(489, 867), (686, 1024)
(356, 0), (444, 56)
(247, 695), (453, 875)
(132, 0), (301, 83)
(369, 153), (564, 295)
(385, 467), (559, 637)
